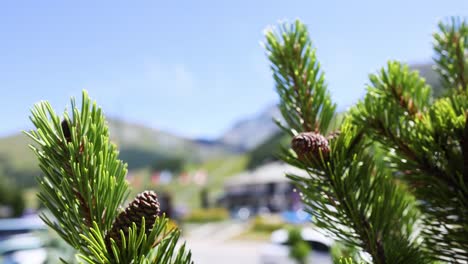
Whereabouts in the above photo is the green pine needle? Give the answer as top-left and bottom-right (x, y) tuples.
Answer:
(27, 91), (192, 263)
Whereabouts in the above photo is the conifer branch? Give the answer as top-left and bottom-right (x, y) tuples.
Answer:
(27, 91), (193, 263)
(266, 21), (427, 263)
(350, 20), (468, 261)
(433, 17), (468, 93)
(264, 20), (336, 134)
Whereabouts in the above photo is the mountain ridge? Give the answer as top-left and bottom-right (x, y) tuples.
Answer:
(0, 62), (443, 188)
(0, 118), (237, 187)
(216, 104), (281, 151)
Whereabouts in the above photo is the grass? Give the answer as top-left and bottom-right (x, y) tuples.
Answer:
(232, 215), (292, 241)
(201, 155), (249, 193)
(232, 229), (272, 241)
(124, 154), (248, 210)
(167, 154), (248, 209)
(9, 153), (249, 212)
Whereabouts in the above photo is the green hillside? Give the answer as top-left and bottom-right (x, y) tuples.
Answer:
(0, 118), (235, 188)
(0, 63), (443, 189)
(119, 154), (249, 209)
(0, 133), (38, 187)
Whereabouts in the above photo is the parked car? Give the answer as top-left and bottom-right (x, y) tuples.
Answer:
(0, 234), (47, 264)
(0, 215), (48, 264)
(0, 215), (46, 240)
(259, 227), (333, 264)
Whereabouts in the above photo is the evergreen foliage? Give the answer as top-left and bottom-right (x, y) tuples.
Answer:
(26, 91), (192, 263)
(247, 112), (344, 170)
(265, 18), (468, 263)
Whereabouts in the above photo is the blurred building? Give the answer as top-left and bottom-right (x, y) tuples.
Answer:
(219, 162), (306, 216)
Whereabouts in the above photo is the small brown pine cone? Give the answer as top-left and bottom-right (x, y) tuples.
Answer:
(61, 119), (72, 143)
(105, 191), (160, 249)
(291, 132), (330, 161)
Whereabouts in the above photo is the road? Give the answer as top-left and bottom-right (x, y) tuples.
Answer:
(182, 221), (264, 264)
(181, 221), (333, 264)
(185, 239), (263, 264)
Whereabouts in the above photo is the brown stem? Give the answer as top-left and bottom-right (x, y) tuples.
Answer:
(454, 33), (467, 90)
(291, 67), (312, 131)
(374, 120), (457, 191)
(61, 121), (93, 227)
(73, 188), (92, 226)
(317, 132), (387, 264)
(462, 113), (468, 181)
(389, 84), (417, 115)
(360, 217), (386, 264)
(283, 45), (313, 132)
(332, 182), (387, 264)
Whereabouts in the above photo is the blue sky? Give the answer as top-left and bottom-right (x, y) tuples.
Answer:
(0, 1), (467, 139)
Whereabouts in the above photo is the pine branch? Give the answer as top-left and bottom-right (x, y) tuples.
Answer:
(264, 20), (336, 134)
(105, 191), (161, 253)
(285, 122), (426, 264)
(265, 21), (427, 263)
(27, 91), (192, 263)
(433, 17), (468, 93)
(352, 52), (468, 261)
(369, 118), (453, 190)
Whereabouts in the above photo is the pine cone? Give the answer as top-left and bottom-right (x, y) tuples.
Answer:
(105, 191), (160, 249)
(61, 119), (71, 143)
(291, 132), (330, 161)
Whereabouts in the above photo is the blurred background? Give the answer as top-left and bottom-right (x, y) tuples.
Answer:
(0, 1), (466, 263)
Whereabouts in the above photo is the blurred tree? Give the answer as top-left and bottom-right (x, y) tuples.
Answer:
(247, 131), (288, 169)
(200, 187), (209, 209)
(119, 148), (167, 171)
(152, 157), (185, 174)
(0, 174), (25, 217)
(265, 17), (468, 263)
(10, 190), (25, 217)
(0, 154), (38, 188)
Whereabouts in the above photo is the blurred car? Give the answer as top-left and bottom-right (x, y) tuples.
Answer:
(281, 209), (312, 224)
(0, 234), (47, 264)
(230, 206), (254, 220)
(260, 227), (333, 264)
(0, 215), (46, 240)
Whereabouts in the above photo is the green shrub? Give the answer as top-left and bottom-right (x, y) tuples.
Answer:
(183, 207), (229, 223)
(288, 227), (311, 264)
(250, 215), (286, 233)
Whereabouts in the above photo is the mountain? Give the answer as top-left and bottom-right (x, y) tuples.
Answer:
(218, 105), (281, 151)
(108, 119), (236, 166)
(0, 63), (444, 188)
(218, 63), (444, 152)
(0, 118), (236, 188)
(411, 63), (444, 97)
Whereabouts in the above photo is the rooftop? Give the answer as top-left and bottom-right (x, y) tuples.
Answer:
(224, 162), (307, 187)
